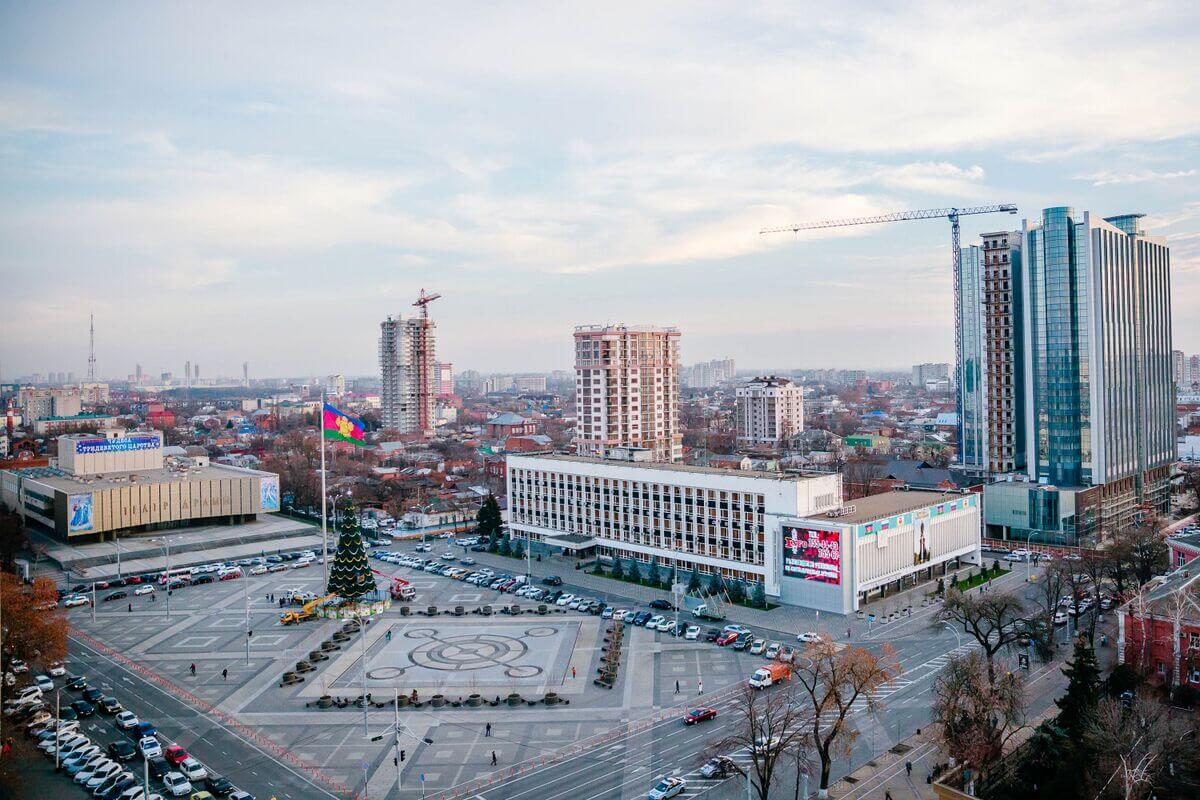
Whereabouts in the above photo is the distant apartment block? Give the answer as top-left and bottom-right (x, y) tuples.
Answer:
(435, 362), (454, 396)
(19, 387), (82, 423)
(379, 313), (436, 436)
(513, 374), (547, 393)
(682, 358), (736, 388)
(574, 324), (682, 462)
(326, 374), (346, 396)
(911, 362), (951, 389)
(735, 376), (805, 450)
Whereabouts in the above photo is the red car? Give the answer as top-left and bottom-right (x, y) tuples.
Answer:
(715, 632), (739, 647)
(163, 744), (189, 765)
(684, 707), (717, 726)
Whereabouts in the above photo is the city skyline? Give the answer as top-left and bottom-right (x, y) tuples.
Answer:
(2, 3), (1198, 378)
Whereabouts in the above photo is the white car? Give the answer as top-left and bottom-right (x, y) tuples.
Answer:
(162, 772), (193, 797)
(138, 736), (162, 759)
(35, 675), (54, 692)
(47, 663), (66, 677)
(612, 609), (629, 622)
(134, 584), (155, 596)
(1053, 610), (1069, 625)
(178, 757), (207, 781)
(249, 565), (268, 575)
(648, 776), (686, 799)
(645, 615), (665, 629)
(78, 760), (119, 786)
(62, 595), (90, 608)
(40, 732), (86, 752)
(797, 631), (822, 643)
(684, 625), (701, 640)
(114, 710), (139, 730)
(654, 618), (674, 632)
(556, 594), (576, 607)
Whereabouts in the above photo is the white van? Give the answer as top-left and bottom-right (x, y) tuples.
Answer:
(14, 685), (42, 703)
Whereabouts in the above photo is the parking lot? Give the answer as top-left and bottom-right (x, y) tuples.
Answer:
(39, 530), (833, 799)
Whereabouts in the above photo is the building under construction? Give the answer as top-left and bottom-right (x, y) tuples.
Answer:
(379, 291), (439, 437)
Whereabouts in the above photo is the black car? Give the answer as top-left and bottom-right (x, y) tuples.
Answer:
(542, 575), (563, 586)
(632, 611), (652, 626)
(70, 584), (88, 594)
(167, 580), (186, 590)
(107, 740), (137, 761)
(731, 637), (752, 651)
(82, 688), (103, 703)
(649, 599), (674, 611)
(192, 574), (215, 585)
(544, 590), (562, 604)
(101, 777), (138, 800)
(704, 628), (721, 642)
(99, 696), (122, 714)
(103, 590), (128, 601)
(64, 675), (87, 690)
(70, 700), (94, 717)
(147, 757), (171, 779)
(206, 774), (236, 796)
(57, 706), (78, 721)
(470, 544), (488, 552)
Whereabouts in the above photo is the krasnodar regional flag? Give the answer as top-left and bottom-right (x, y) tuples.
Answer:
(322, 402), (367, 445)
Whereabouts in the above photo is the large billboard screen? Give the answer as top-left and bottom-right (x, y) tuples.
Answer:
(782, 527), (841, 585)
(74, 435), (160, 455)
(68, 494), (95, 532)
(260, 475), (281, 513)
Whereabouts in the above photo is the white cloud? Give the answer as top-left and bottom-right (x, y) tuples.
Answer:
(1079, 169), (1197, 186)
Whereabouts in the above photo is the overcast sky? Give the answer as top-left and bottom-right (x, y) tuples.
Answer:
(2, 2), (1198, 380)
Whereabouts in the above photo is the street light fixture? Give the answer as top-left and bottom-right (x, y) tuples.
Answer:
(368, 688), (435, 794)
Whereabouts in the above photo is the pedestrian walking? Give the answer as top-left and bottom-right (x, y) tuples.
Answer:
(571, 666), (576, 680)
(697, 679), (703, 696)
(847, 626), (852, 639)
(674, 680), (680, 694)
(128, 603), (132, 613)
(265, 594), (270, 602)
(151, 593), (156, 602)
(885, 791), (893, 800)
(386, 630), (392, 642)
(906, 761), (912, 777)
(491, 750), (497, 766)
(222, 668), (228, 681)
(190, 663), (196, 676)
(485, 722), (492, 737)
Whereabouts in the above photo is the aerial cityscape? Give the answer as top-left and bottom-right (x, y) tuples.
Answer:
(2, 4), (1199, 800)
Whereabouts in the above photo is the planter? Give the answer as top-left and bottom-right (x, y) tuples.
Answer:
(316, 695), (333, 709)
(467, 694), (482, 707)
(427, 606), (438, 616)
(400, 606), (410, 616)
(506, 693), (521, 707)
(538, 604), (548, 614)
(396, 695), (410, 708)
(544, 692), (560, 706)
(431, 694), (446, 708)
(454, 606), (465, 616)
(481, 606), (492, 616)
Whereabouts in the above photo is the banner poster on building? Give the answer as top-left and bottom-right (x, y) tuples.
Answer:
(782, 527), (841, 585)
(68, 494), (94, 532)
(260, 475), (281, 513)
(74, 435), (160, 455)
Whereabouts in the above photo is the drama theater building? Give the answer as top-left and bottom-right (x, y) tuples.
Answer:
(506, 450), (981, 613)
(0, 429), (281, 541)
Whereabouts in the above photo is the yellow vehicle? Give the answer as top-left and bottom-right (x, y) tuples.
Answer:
(279, 593), (333, 625)
(190, 793), (215, 800)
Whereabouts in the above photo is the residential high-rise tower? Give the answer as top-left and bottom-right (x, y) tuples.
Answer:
(573, 324), (681, 462)
(735, 376), (805, 450)
(380, 313), (436, 436)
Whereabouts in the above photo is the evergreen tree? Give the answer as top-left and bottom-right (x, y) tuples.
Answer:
(627, 559), (642, 584)
(648, 556), (661, 587)
(707, 572), (725, 596)
(510, 538), (524, 558)
(610, 558), (624, 580)
(751, 581), (767, 608)
(726, 579), (745, 603)
(497, 535), (511, 556)
(686, 569), (702, 594)
(1057, 634), (1102, 738)
(476, 494), (503, 543)
(327, 496), (374, 601)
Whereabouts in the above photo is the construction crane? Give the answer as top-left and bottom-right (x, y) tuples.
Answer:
(412, 288), (441, 320)
(761, 204), (1017, 402)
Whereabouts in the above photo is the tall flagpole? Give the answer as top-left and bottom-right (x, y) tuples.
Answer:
(320, 393), (329, 589)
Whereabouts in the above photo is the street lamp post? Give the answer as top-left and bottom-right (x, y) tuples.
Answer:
(1026, 531), (1043, 582)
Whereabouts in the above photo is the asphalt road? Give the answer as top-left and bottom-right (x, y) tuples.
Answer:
(60, 633), (342, 800)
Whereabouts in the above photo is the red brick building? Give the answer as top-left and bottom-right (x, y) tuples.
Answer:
(1168, 531), (1200, 568)
(486, 412), (537, 440)
(1119, 568), (1200, 689)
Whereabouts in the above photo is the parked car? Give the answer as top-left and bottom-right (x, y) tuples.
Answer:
(699, 756), (736, 779)
(107, 740), (137, 762)
(542, 575), (563, 586)
(205, 774), (236, 796)
(138, 736), (162, 759)
(178, 757), (207, 781)
(649, 599), (674, 611)
(133, 585), (155, 596)
(648, 776), (686, 800)
(704, 628), (721, 643)
(163, 744), (189, 765)
(797, 631), (822, 643)
(162, 772), (193, 797)
(684, 625), (701, 641)
(749, 639), (766, 655)
(103, 591), (129, 602)
(114, 711), (139, 731)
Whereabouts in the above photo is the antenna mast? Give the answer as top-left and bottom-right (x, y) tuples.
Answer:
(88, 313), (96, 383)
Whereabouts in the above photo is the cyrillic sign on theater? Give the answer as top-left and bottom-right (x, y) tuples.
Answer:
(74, 435), (161, 455)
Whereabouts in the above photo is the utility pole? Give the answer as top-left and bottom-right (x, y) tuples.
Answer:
(87, 313), (96, 383)
(393, 688), (403, 793)
(243, 566), (251, 665)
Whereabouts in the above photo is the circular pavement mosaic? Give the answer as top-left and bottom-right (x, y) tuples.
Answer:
(407, 631), (544, 678)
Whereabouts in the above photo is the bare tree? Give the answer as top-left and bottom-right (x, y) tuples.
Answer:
(792, 638), (900, 797)
(938, 588), (1027, 685)
(930, 650), (1027, 783)
(1079, 551), (1112, 643)
(1028, 560), (1066, 662)
(1086, 693), (1192, 800)
(1051, 558), (1094, 643)
(704, 684), (814, 800)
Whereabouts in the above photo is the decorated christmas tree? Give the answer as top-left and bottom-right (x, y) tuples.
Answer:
(327, 496), (374, 601)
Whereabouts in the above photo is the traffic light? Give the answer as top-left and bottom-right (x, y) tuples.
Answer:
(248, 630), (253, 638)
(400, 750), (406, 762)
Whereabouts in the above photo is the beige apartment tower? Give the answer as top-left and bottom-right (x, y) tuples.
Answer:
(574, 324), (682, 462)
(736, 376), (805, 450)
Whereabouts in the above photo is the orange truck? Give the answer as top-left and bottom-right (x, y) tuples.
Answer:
(748, 662), (791, 689)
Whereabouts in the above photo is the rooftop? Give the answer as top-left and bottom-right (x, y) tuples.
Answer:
(515, 453), (826, 481)
(800, 489), (974, 524)
(13, 462), (268, 493)
(487, 412), (530, 426)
